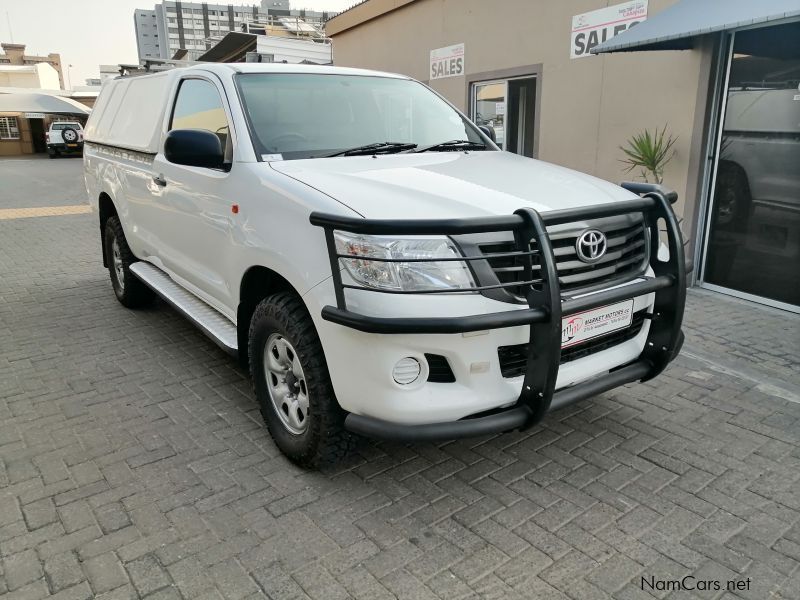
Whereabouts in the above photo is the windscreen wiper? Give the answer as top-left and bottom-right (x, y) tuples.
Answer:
(410, 140), (488, 153)
(319, 142), (418, 158)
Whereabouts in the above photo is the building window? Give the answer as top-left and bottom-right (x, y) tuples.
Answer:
(0, 117), (20, 140)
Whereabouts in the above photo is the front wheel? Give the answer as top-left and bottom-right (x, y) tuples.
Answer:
(103, 216), (154, 308)
(248, 292), (354, 467)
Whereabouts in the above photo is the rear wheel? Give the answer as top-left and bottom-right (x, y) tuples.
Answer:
(248, 292), (354, 467)
(103, 216), (154, 308)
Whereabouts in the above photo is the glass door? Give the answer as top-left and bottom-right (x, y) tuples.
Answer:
(701, 21), (800, 309)
(473, 80), (507, 149)
(471, 76), (536, 157)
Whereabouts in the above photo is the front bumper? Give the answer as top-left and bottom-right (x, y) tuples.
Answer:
(310, 182), (687, 441)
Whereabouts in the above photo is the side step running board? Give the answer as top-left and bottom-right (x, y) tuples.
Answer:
(130, 262), (238, 356)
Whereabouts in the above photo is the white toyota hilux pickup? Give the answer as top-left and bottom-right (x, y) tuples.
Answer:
(84, 64), (686, 467)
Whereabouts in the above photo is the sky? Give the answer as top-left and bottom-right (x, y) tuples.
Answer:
(0, 0), (356, 88)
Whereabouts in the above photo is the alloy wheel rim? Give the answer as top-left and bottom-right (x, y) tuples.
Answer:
(112, 238), (125, 292)
(264, 333), (309, 434)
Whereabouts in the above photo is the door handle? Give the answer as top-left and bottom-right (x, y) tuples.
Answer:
(152, 174), (167, 187)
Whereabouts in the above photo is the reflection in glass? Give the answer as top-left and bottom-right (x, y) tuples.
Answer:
(704, 22), (800, 306)
(474, 82), (506, 147)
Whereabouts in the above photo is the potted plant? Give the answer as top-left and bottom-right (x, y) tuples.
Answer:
(620, 125), (677, 184)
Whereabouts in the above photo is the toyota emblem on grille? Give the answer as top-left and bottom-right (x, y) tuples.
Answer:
(576, 230), (607, 263)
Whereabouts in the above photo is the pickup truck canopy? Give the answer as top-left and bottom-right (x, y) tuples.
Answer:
(84, 70), (178, 154)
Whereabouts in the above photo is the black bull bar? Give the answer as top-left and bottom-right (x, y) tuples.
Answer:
(309, 182), (687, 442)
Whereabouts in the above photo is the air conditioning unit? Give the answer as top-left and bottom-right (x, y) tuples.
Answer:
(246, 52), (274, 63)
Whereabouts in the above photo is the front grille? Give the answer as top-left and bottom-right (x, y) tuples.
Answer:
(478, 221), (648, 299)
(497, 310), (647, 378)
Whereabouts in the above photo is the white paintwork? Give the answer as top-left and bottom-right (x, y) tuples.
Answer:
(84, 70), (179, 153)
(85, 63), (656, 426)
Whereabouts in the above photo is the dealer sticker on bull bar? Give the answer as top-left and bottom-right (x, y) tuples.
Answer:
(561, 299), (635, 349)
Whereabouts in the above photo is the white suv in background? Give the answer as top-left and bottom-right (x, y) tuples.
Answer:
(47, 121), (84, 158)
(83, 64), (687, 467)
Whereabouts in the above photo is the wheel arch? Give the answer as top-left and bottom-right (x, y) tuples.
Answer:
(717, 159), (752, 197)
(98, 192), (118, 268)
(238, 265), (301, 367)
(715, 159), (753, 229)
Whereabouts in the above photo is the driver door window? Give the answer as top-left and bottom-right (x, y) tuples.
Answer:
(171, 78), (230, 157)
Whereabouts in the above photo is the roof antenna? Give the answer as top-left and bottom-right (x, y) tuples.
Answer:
(5, 11), (13, 43)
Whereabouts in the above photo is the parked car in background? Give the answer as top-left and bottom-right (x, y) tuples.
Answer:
(47, 121), (84, 158)
(716, 87), (800, 238)
(84, 64), (686, 467)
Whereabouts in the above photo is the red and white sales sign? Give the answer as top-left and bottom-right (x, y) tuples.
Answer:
(571, 0), (648, 59)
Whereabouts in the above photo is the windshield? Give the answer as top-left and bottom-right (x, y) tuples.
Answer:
(52, 123), (80, 130)
(236, 73), (487, 160)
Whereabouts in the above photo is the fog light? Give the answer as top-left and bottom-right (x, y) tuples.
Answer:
(392, 357), (421, 385)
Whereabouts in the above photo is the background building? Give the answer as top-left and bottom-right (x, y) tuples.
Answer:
(0, 63), (61, 90)
(197, 30), (331, 64)
(0, 43), (64, 89)
(0, 52), (104, 157)
(134, 0), (334, 62)
(327, 0), (800, 313)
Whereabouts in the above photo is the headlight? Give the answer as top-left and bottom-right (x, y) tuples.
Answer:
(334, 232), (476, 292)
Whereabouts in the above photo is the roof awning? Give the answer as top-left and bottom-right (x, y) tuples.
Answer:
(0, 92), (90, 115)
(592, 0), (800, 54)
(198, 32), (257, 62)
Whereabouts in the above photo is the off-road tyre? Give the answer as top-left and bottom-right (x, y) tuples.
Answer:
(104, 216), (155, 308)
(249, 292), (354, 467)
(713, 161), (751, 234)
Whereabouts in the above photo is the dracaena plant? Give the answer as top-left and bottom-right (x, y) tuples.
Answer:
(620, 125), (677, 184)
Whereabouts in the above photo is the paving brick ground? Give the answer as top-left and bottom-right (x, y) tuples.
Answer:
(1, 158), (799, 599)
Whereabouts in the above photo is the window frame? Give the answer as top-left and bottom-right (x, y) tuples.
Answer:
(168, 74), (236, 169)
(0, 116), (20, 140)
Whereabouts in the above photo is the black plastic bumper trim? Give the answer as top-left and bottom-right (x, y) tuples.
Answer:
(345, 405), (532, 442)
(344, 358), (656, 442)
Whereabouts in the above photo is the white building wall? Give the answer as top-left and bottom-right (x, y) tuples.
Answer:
(255, 37), (331, 64)
(0, 63), (60, 89)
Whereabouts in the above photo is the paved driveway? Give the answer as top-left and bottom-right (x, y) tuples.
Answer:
(1, 157), (799, 600)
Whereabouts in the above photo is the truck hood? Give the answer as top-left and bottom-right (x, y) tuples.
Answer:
(269, 151), (638, 219)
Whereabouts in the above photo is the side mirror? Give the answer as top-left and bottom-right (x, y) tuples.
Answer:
(164, 129), (224, 169)
(478, 125), (496, 143)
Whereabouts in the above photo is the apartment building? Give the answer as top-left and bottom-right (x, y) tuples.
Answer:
(134, 0), (334, 61)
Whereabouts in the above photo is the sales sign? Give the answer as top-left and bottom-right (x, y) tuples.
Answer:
(430, 43), (465, 80)
(571, 1), (648, 59)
